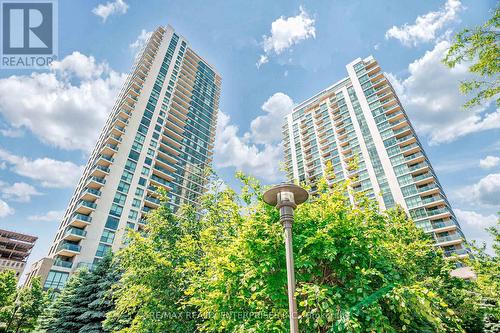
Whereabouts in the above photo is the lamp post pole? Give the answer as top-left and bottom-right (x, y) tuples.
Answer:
(263, 183), (308, 333)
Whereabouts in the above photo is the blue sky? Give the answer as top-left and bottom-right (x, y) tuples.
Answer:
(0, 0), (498, 276)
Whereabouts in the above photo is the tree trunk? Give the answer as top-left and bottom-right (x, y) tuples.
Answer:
(14, 313), (24, 333)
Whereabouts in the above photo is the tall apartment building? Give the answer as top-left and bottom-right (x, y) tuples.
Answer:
(0, 228), (37, 279)
(26, 25), (221, 289)
(283, 56), (467, 259)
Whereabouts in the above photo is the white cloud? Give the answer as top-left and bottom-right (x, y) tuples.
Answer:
(214, 112), (284, 182)
(130, 29), (153, 53)
(247, 92), (294, 144)
(385, 0), (463, 46)
(28, 210), (64, 222)
(0, 52), (126, 152)
(0, 199), (14, 218)
(0, 181), (42, 202)
(256, 55), (268, 68)
(387, 40), (498, 145)
(257, 6), (315, 67)
(457, 173), (500, 207)
(0, 128), (23, 138)
(479, 155), (500, 169)
(373, 43), (380, 50)
(92, 0), (129, 22)
(455, 209), (497, 252)
(0, 149), (83, 188)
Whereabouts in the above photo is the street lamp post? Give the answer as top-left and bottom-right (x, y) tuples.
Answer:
(263, 183), (309, 333)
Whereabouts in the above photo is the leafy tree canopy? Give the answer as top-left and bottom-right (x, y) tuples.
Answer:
(443, 5), (500, 109)
(108, 173), (483, 332)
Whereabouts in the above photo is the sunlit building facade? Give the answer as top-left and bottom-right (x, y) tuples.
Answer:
(26, 25), (221, 289)
(283, 56), (467, 258)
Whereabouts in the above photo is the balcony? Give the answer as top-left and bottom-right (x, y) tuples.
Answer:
(96, 154), (114, 166)
(427, 207), (451, 220)
(150, 175), (173, 190)
(101, 143), (118, 155)
(53, 258), (73, 269)
(444, 248), (468, 259)
(111, 124), (126, 136)
(417, 182), (439, 195)
(86, 176), (106, 189)
(75, 200), (97, 214)
(63, 227), (87, 241)
(90, 164), (110, 177)
(435, 233), (463, 246)
(413, 172), (433, 185)
(421, 195), (445, 207)
(431, 220), (458, 233)
(408, 161), (429, 174)
(81, 187), (101, 201)
(56, 242), (81, 257)
(69, 213), (92, 228)
(144, 195), (161, 208)
(107, 133), (123, 145)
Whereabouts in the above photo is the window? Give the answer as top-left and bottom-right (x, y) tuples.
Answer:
(117, 181), (130, 193)
(121, 171), (134, 183)
(129, 150), (140, 161)
(132, 141), (143, 152)
(100, 230), (115, 244)
(105, 216), (119, 230)
(147, 148), (155, 157)
(138, 177), (147, 186)
(113, 193), (127, 205)
(128, 210), (138, 221)
(141, 167), (150, 176)
(44, 271), (69, 289)
(96, 243), (112, 257)
(109, 203), (123, 217)
(135, 188), (144, 197)
(135, 133), (146, 143)
(132, 199), (141, 208)
(125, 160), (137, 172)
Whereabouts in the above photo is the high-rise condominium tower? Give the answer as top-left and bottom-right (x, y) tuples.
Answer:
(26, 26), (221, 289)
(282, 56), (467, 258)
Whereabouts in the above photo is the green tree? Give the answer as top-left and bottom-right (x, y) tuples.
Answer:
(104, 185), (234, 332)
(37, 268), (92, 333)
(3, 278), (47, 333)
(443, 5), (500, 109)
(465, 221), (500, 332)
(78, 255), (121, 333)
(0, 271), (17, 330)
(106, 173), (484, 332)
(187, 175), (475, 332)
(37, 255), (120, 333)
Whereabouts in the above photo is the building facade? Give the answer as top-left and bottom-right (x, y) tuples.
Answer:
(26, 25), (221, 289)
(283, 56), (467, 258)
(0, 228), (37, 279)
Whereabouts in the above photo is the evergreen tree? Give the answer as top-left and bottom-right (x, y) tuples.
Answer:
(78, 255), (120, 333)
(37, 269), (90, 333)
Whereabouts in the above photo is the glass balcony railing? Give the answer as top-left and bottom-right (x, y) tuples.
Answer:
(444, 248), (468, 257)
(53, 259), (72, 268)
(418, 183), (438, 193)
(436, 234), (462, 244)
(88, 176), (106, 185)
(58, 242), (81, 252)
(65, 227), (87, 237)
(73, 213), (91, 222)
(427, 207), (448, 217)
(432, 220), (456, 229)
(78, 200), (97, 209)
